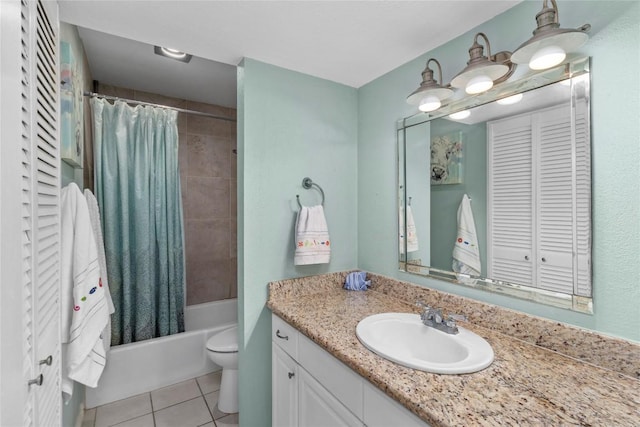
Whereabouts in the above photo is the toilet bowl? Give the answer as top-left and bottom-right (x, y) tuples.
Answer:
(206, 325), (238, 414)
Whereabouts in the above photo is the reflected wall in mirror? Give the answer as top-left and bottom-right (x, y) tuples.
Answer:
(398, 57), (592, 313)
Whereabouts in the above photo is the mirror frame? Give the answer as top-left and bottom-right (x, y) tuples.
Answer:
(397, 56), (593, 314)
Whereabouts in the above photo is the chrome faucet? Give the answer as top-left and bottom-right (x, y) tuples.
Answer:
(416, 302), (466, 335)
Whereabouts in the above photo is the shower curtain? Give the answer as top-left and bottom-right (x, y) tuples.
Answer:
(91, 97), (185, 345)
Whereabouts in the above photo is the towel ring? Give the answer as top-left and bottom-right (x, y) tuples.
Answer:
(296, 177), (325, 208)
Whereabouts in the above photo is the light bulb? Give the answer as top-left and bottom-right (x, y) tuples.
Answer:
(465, 74), (493, 94)
(161, 47), (187, 59)
(529, 45), (566, 70)
(497, 93), (523, 105)
(418, 95), (441, 112)
(449, 110), (471, 120)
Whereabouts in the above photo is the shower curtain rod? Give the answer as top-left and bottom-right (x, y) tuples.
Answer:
(83, 91), (236, 122)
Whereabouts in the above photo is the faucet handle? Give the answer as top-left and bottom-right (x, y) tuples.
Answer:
(416, 301), (430, 309)
(446, 314), (467, 323)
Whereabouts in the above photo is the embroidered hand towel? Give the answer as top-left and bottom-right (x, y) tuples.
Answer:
(399, 205), (419, 253)
(61, 183), (110, 400)
(294, 205), (330, 265)
(452, 194), (481, 280)
(84, 189), (115, 353)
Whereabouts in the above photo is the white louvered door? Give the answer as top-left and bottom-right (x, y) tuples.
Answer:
(574, 97), (591, 296)
(2, 0), (61, 425)
(535, 105), (574, 293)
(487, 114), (535, 286)
(488, 99), (591, 297)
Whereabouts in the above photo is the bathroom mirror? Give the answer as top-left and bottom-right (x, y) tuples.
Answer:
(398, 57), (592, 313)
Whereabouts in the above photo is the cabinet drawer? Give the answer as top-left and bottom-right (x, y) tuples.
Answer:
(272, 314), (298, 358)
(298, 333), (363, 419)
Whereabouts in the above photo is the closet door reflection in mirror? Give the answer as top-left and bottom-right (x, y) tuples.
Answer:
(397, 58), (592, 313)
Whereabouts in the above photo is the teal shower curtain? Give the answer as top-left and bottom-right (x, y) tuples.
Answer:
(91, 97), (185, 345)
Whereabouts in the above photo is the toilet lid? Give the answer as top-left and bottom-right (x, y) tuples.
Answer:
(206, 325), (238, 352)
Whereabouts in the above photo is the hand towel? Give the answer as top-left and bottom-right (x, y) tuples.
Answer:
(61, 183), (110, 400)
(406, 206), (419, 252)
(294, 205), (330, 265)
(452, 194), (481, 280)
(399, 205), (419, 253)
(84, 189), (115, 353)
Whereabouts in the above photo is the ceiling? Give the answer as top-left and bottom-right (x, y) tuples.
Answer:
(59, 1), (522, 108)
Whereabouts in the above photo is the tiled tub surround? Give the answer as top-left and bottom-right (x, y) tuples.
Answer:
(99, 84), (237, 305)
(267, 272), (640, 426)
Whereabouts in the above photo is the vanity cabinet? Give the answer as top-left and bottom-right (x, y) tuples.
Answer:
(271, 314), (429, 427)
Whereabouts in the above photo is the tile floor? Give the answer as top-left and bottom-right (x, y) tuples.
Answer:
(82, 371), (239, 427)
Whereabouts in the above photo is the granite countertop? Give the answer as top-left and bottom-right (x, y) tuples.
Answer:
(267, 272), (640, 426)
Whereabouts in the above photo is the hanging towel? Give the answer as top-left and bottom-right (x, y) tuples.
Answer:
(406, 206), (419, 252)
(61, 183), (110, 400)
(452, 194), (481, 280)
(399, 205), (419, 253)
(294, 205), (330, 265)
(84, 189), (115, 353)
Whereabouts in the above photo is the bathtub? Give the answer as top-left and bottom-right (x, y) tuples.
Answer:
(85, 298), (237, 408)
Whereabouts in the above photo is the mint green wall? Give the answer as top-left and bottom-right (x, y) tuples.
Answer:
(238, 58), (358, 426)
(429, 119), (487, 273)
(358, 0), (640, 342)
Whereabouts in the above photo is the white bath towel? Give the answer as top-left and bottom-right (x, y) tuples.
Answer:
(294, 205), (330, 265)
(452, 194), (481, 279)
(84, 189), (115, 353)
(61, 183), (110, 400)
(399, 205), (420, 254)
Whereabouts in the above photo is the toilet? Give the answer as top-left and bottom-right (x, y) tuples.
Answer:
(206, 325), (238, 413)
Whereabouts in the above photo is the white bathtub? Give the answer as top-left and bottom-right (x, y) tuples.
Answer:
(85, 298), (237, 408)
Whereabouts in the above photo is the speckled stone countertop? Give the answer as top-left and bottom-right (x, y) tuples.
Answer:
(267, 271), (640, 426)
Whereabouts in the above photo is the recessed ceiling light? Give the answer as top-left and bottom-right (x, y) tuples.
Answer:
(154, 46), (192, 63)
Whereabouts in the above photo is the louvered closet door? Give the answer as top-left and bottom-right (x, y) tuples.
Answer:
(535, 104), (574, 293)
(574, 97), (591, 296)
(487, 114), (534, 286)
(21, 0), (62, 425)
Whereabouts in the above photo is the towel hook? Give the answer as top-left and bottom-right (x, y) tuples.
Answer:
(296, 177), (325, 208)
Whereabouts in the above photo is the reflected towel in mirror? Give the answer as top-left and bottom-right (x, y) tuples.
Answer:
(399, 205), (419, 253)
(452, 194), (481, 281)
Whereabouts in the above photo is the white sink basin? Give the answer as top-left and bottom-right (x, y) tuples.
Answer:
(356, 312), (494, 374)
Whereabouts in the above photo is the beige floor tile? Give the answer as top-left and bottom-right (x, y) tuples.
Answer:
(151, 379), (201, 411)
(82, 407), (96, 427)
(196, 371), (222, 394)
(95, 393), (152, 427)
(203, 391), (228, 420)
(215, 413), (239, 427)
(154, 397), (212, 427)
(112, 414), (154, 427)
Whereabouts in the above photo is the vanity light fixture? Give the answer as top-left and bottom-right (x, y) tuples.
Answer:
(154, 46), (193, 63)
(450, 32), (516, 95)
(449, 110), (471, 120)
(407, 58), (454, 112)
(510, 0), (590, 70)
(496, 93), (523, 105)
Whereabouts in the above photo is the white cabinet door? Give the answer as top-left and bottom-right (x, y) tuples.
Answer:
(298, 369), (363, 427)
(272, 345), (298, 427)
